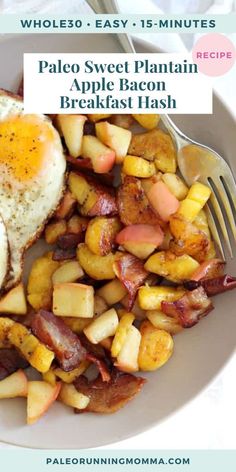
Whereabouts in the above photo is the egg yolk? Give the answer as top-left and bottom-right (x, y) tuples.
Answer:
(0, 114), (55, 182)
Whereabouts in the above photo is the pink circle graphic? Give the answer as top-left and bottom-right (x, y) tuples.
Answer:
(192, 33), (236, 77)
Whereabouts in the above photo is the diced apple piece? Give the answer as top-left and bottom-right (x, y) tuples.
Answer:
(0, 370), (28, 399)
(88, 114), (111, 122)
(115, 325), (141, 373)
(45, 220), (67, 244)
(27, 381), (61, 425)
(56, 114), (87, 157)
(59, 383), (90, 409)
(0, 283), (27, 315)
(52, 261), (84, 284)
(53, 283), (94, 318)
(132, 114), (160, 130)
(82, 135), (115, 173)
(96, 121), (132, 164)
(97, 279), (127, 306)
(116, 224), (164, 259)
(147, 181), (180, 222)
(84, 308), (119, 344)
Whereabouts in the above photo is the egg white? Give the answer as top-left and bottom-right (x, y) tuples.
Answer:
(0, 90), (66, 290)
(0, 215), (8, 291)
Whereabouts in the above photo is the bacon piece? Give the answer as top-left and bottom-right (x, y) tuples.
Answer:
(83, 121), (96, 136)
(57, 233), (83, 249)
(86, 353), (111, 382)
(117, 176), (163, 226)
(66, 155), (92, 170)
(161, 287), (213, 328)
(74, 369), (146, 414)
(201, 275), (236, 296)
(52, 247), (76, 261)
(31, 310), (87, 371)
(114, 253), (148, 310)
(191, 259), (225, 281)
(0, 348), (28, 381)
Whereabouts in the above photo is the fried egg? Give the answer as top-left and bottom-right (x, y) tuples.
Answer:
(0, 89), (66, 290)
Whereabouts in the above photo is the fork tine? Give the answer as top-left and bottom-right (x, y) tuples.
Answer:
(220, 172), (236, 214)
(217, 178), (236, 241)
(208, 188), (233, 258)
(205, 205), (226, 260)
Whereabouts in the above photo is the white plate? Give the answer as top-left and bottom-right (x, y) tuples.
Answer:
(0, 34), (235, 449)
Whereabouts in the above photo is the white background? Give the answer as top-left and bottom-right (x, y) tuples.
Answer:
(0, 0), (235, 451)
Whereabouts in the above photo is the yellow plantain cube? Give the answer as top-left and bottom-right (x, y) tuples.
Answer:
(30, 344), (54, 373)
(111, 313), (135, 358)
(138, 286), (185, 311)
(145, 251), (199, 283)
(187, 182), (211, 206)
(123, 155), (156, 178)
(138, 320), (174, 371)
(132, 114), (160, 130)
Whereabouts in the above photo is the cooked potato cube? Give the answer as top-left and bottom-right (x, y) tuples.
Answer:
(97, 279), (127, 305)
(54, 191), (76, 220)
(85, 216), (121, 256)
(187, 182), (211, 206)
(162, 173), (188, 200)
(111, 312), (135, 357)
(110, 114), (133, 129)
(145, 251), (199, 283)
(54, 361), (90, 383)
(122, 155), (156, 178)
(88, 114), (111, 122)
(52, 261), (84, 285)
(132, 114), (160, 130)
(53, 283), (94, 318)
(129, 129), (176, 172)
(27, 253), (59, 310)
(77, 243), (119, 280)
(115, 325), (141, 373)
(62, 317), (92, 333)
(56, 114), (87, 157)
(59, 383), (90, 409)
(146, 310), (182, 334)
(45, 220), (67, 244)
(84, 308), (119, 344)
(0, 283), (27, 315)
(138, 286), (185, 310)
(177, 199), (203, 222)
(67, 215), (89, 234)
(138, 320), (173, 371)
(96, 121), (132, 164)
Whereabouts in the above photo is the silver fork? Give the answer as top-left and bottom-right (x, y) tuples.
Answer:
(87, 0), (236, 260)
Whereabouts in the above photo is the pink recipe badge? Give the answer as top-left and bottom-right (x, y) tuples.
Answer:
(192, 33), (236, 76)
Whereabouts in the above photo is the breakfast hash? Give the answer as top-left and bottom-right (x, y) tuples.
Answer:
(0, 87), (235, 425)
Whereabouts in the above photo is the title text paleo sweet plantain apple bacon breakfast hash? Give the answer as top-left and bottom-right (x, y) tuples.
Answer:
(0, 89), (236, 426)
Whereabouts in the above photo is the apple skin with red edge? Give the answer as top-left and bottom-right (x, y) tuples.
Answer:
(116, 224), (164, 259)
(0, 369), (28, 399)
(27, 381), (61, 425)
(81, 135), (115, 173)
